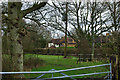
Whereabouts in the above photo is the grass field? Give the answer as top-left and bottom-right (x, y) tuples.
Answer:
(57, 47), (76, 48)
(24, 54), (110, 79)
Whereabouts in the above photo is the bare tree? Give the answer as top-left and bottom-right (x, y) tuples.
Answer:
(106, 1), (120, 32)
(67, 2), (110, 60)
(106, 1), (120, 79)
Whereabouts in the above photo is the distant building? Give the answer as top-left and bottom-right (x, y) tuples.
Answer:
(48, 39), (61, 48)
(60, 37), (76, 47)
(48, 37), (76, 48)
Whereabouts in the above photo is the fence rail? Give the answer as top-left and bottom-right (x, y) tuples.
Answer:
(0, 63), (112, 80)
(42, 72), (110, 80)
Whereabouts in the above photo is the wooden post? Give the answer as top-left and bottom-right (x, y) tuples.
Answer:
(118, 32), (120, 80)
(115, 55), (118, 80)
(110, 54), (119, 80)
(118, 54), (120, 80)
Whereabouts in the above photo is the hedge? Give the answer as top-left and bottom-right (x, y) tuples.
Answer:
(24, 48), (114, 59)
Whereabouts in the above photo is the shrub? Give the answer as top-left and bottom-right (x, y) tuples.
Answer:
(24, 55), (45, 69)
(2, 55), (12, 72)
(2, 55), (12, 78)
(2, 54), (45, 72)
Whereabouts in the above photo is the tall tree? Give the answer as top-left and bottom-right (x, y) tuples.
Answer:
(63, 2), (68, 58)
(2, 0), (47, 78)
(85, 2), (109, 60)
(66, 2), (110, 60)
(106, 1), (120, 79)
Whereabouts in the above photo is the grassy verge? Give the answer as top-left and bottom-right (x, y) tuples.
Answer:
(24, 54), (109, 79)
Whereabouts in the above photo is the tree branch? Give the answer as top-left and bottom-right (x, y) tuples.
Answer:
(24, 16), (46, 26)
(21, 2), (47, 17)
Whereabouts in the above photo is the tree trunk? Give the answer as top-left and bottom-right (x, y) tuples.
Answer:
(8, 2), (24, 78)
(64, 2), (68, 58)
(91, 36), (95, 60)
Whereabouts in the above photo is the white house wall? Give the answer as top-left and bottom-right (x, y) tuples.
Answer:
(48, 43), (54, 47)
(48, 43), (60, 48)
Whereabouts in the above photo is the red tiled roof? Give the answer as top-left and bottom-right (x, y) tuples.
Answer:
(50, 45), (56, 48)
(49, 39), (61, 44)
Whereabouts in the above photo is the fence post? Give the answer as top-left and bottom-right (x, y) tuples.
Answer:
(109, 63), (112, 79)
(110, 54), (118, 80)
(115, 55), (118, 80)
(110, 55), (115, 80)
(118, 54), (120, 80)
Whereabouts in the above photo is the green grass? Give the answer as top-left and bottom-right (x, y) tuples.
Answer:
(57, 47), (76, 48)
(24, 54), (109, 79)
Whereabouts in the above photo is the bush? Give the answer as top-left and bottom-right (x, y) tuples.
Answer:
(2, 54), (45, 71)
(2, 55), (12, 72)
(2, 54), (45, 78)
(24, 54), (45, 69)
(2, 55), (13, 78)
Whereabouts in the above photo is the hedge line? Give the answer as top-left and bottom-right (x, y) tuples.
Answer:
(24, 48), (113, 57)
(24, 48), (77, 55)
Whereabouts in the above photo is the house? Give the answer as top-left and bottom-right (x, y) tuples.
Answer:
(48, 39), (61, 48)
(60, 37), (76, 47)
(48, 37), (76, 48)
